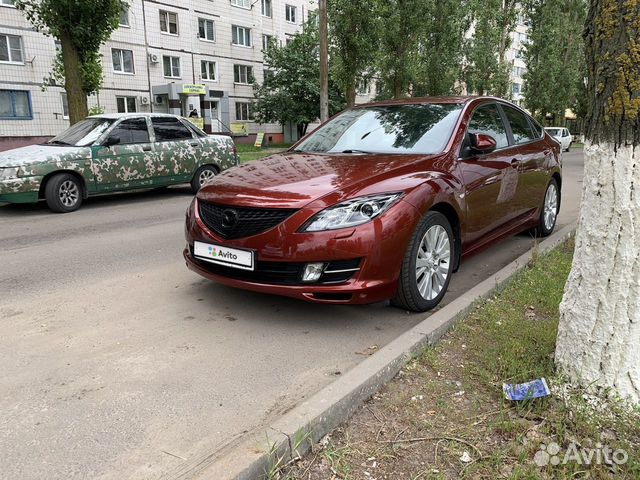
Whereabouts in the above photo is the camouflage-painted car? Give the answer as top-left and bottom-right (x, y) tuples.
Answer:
(0, 113), (238, 212)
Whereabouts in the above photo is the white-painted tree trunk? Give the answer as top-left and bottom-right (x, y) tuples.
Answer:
(557, 141), (640, 403)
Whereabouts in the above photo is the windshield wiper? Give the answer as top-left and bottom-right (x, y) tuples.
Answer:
(47, 140), (72, 146)
(340, 149), (372, 154)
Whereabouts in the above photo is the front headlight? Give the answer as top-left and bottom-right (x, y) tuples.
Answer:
(301, 193), (403, 232)
(0, 167), (20, 180)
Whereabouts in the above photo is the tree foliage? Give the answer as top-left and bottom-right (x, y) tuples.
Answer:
(464, 0), (518, 97)
(15, 0), (127, 124)
(522, 0), (587, 123)
(253, 19), (345, 138)
(374, 0), (471, 99)
(327, 0), (380, 106)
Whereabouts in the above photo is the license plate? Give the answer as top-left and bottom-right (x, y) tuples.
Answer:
(193, 241), (255, 271)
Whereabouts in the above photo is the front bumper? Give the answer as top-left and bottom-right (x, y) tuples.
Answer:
(0, 176), (42, 203)
(184, 197), (420, 304)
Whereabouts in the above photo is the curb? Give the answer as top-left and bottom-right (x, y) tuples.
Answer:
(199, 223), (577, 480)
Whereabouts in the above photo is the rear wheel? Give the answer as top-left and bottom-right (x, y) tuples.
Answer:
(45, 173), (83, 213)
(535, 178), (559, 237)
(191, 165), (217, 193)
(392, 211), (454, 312)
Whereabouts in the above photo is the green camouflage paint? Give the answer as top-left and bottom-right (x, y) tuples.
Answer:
(0, 133), (237, 202)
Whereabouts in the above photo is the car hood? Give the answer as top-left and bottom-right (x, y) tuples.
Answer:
(197, 151), (443, 209)
(0, 144), (90, 168)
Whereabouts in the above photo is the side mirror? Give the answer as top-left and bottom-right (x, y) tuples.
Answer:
(469, 133), (497, 154)
(103, 136), (120, 148)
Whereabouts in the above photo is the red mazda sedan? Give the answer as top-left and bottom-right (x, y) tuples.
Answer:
(184, 97), (561, 312)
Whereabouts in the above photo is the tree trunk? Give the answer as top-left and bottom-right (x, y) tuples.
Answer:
(346, 83), (356, 107)
(59, 33), (88, 124)
(555, 0), (640, 403)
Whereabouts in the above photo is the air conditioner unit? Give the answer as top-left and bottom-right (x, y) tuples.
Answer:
(149, 53), (160, 63)
(154, 95), (165, 105)
(139, 95), (150, 105)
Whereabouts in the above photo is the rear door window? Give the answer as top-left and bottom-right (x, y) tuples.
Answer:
(151, 117), (194, 142)
(108, 118), (150, 145)
(503, 105), (536, 144)
(467, 104), (509, 149)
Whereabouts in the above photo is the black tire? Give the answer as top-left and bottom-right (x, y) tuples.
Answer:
(392, 211), (455, 312)
(535, 178), (560, 237)
(45, 173), (83, 213)
(191, 165), (217, 193)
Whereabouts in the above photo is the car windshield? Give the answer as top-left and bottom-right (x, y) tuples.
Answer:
(295, 103), (463, 155)
(546, 128), (561, 136)
(48, 118), (115, 147)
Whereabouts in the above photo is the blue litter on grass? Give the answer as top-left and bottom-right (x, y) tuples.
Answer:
(503, 378), (551, 401)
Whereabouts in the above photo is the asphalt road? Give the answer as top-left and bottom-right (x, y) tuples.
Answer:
(0, 150), (583, 480)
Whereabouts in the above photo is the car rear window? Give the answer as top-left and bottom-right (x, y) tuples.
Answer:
(295, 103), (463, 155)
(151, 117), (194, 142)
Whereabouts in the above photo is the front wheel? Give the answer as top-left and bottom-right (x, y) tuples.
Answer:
(535, 179), (559, 237)
(191, 165), (217, 193)
(45, 173), (83, 213)
(392, 211), (454, 312)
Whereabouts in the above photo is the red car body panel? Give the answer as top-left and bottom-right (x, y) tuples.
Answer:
(184, 96), (561, 304)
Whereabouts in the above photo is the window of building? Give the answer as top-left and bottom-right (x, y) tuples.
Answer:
(232, 25), (251, 47)
(198, 18), (215, 41)
(119, 6), (130, 27)
(511, 82), (522, 94)
(503, 105), (535, 144)
(151, 117), (193, 141)
(357, 79), (369, 95)
(112, 48), (134, 74)
(512, 66), (526, 78)
(0, 34), (24, 63)
(262, 34), (274, 52)
(116, 96), (137, 113)
(108, 118), (150, 144)
(159, 10), (178, 35)
(235, 102), (252, 121)
(163, 55), (181, 78)
(61, 92), (69, 119)
(261, 0), (272, 17)
(285, 37), (293, 46)
(1, 0), (15, 6)
(467, 104), (509, 149)
(0, 89), (32, 119)
(231, 0), (250, 8)
(233, 64), (253, 84)
(201, 60), (217, 81)
(285, 4), (297, 23)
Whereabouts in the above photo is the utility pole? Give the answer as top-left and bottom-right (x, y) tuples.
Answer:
(319, 0), (329, 122)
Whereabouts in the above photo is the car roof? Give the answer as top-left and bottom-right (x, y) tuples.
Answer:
(89, 112), (185, 120)
(354, 95), (524, 108)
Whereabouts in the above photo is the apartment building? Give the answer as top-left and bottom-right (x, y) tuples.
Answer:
(507, 16), (529, 106)
(0, 0), (314, 144)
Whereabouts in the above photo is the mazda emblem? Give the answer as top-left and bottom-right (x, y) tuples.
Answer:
(221, 209), (238, 229)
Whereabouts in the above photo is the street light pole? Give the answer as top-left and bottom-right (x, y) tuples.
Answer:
(319, 0), (329, 122)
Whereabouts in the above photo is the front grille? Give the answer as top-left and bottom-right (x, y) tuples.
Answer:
(198, 201), (297, 239)
(190, 249), (361, 286)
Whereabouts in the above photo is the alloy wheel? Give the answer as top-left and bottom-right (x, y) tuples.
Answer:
(59, 180), (79, 208)
(199, 169), (216, 186)
(543, 183), (558, 231)
(415, 224), (451, 301)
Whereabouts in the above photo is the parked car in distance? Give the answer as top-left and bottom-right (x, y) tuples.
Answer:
(184, 96), (562, 312)
(0, 113), (238, 212)
(545, 127), (573, 152)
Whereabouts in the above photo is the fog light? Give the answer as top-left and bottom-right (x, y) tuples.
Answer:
(302, 262), (326, 283)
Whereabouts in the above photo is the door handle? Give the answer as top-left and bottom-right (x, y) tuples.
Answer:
(510, 158), (521, 168)
(142, 145), (152, 152)
(189, 142), (199, 147)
